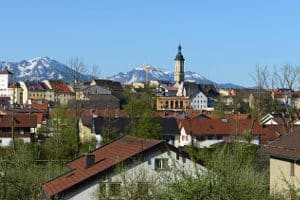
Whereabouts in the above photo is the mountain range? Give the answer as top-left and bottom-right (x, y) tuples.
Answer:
(0, 57), (244, 88)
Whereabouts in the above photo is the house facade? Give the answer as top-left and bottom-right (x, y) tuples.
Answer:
(0, 69), (13, 98)
(176, 117), (285, 148)
(19, 81), (48, 104)
(189, 90), (208, 110)
(43, 80), (74, 104)
(42, 135), (205, 199)
(0, 114), (37, 146)
(260, 128), (300, 195)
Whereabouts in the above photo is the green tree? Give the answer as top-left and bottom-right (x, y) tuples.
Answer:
(124, 90), (162, 139)
(212, 96), (226, 118)
(156, 144), (272, 200)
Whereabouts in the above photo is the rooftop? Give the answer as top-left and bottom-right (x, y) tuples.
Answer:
(42, 135), (163, 198)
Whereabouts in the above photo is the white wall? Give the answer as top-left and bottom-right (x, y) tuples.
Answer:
(190, 91), (208, 110)
(0, 137), (30, 147)
(179, 127), (192, 147)
(65, 149), (205, 200)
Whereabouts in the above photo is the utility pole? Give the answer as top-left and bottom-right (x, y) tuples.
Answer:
(11, 71), (16, 154)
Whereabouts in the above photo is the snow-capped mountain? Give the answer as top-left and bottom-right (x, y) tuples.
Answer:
(0, 58), (244, 88)
(108, 65), (244, 88)
(108, 65), (215, 85)
(0, 57), (91, 82)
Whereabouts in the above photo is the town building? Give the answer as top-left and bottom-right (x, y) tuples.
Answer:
(0, 114), (37, 146)
(42, 135), (205, 199)
(260, 128), (300, 195)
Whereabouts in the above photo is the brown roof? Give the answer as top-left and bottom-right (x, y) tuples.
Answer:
(93, 79), (124, 91)
(29, 99), (48, 110)
(42, 135), (163, 198)
(0, 69), (13, 75)
(273, 90), (300, 98)
(48, 80), (72, 93)
(177, 118), (286, 144)
(260, 128), (300, 160)
(0, 114), (37, 127)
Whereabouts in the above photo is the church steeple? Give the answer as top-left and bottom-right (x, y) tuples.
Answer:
(174, 44), (185, 83)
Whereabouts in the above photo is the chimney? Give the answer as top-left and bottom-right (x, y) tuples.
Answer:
(85, 153), (95, 168)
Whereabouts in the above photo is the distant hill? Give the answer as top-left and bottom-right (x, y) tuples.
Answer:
(0, 57), (91, 82)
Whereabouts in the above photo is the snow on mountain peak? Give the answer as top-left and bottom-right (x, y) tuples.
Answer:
(0, 57), (91, 82)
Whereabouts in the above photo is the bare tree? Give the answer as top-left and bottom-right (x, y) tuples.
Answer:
(249, 65), (270, 133)
(69, 57), (87, 155)
(272, 64), (300, 133)
(273, 64), (298, 90)
(89, 64), (102, 80)
(251, 65), (269, 90)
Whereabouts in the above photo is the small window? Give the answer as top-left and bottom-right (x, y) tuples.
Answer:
(0, 139), (2, 144)
(155, 158), (169, 171)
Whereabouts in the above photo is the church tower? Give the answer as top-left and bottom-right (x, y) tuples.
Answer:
(174, 44), (185, 83)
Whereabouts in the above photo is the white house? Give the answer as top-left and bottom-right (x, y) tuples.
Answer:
(176, 117), (283, 148)
(42, 135), (205, 199)
(189, 90), (208, 110)
(0, 69), (13, 98)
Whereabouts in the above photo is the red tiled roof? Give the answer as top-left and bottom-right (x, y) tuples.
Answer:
(48, 80), (72, 93)
(0, 114), (37, 127)
(42, 135), (162, 198)
(8, 83), (20, 88)
(29, 99), (48, 110)
(177, 118), (286, 144)
(272, 90), (300, 98)
(32, 113), (44, 124)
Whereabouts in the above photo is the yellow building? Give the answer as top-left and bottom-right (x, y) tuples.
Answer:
(156, 96), (189, 111)
(261, 129), (300, 196)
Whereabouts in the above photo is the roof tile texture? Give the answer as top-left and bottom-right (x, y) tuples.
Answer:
(42, 135), (162, 197)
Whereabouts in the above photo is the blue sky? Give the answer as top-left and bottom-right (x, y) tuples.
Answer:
(1, 0), (300, 86)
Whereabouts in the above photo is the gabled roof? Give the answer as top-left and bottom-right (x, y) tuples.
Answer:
(81, 115), (129, 135)
(92, 79), (124, 91)
(260, 128), (300, 160)
(48, 80), (72, 93)
(0, 114), (37, 127)
(42, 135), (165, 198)
(25, 81), (47, 91)
(177, 118), (286, 144)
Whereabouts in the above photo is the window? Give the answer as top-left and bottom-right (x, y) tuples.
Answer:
(181, 135), (188, 141)
(291, 162), (295, 177)
(155, 158), (169, 170)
